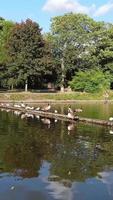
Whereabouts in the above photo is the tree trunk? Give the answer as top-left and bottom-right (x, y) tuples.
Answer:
(60, 57), (65, 92)
(11, 84), (14, 90)
(25, 79), (28, 92)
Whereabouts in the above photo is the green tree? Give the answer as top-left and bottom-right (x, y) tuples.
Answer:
(7, 19), (47, 91)
(0, 18), (14, 88)
(49, 13), (104, 91)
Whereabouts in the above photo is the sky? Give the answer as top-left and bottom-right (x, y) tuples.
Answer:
(0, 0), (113, 32)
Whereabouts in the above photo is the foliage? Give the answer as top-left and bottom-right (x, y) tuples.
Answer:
(7, 19), (47, 89)
(69, 69), (111, 93)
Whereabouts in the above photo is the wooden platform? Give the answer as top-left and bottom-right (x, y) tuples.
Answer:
(0, 105), (113, 127)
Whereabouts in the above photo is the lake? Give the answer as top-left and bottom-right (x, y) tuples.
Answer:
(0, 102), (113, 200)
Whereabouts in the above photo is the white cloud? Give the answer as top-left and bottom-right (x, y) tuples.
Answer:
(42, 0), (95, 15)
(94, 2), (113, 16)
(42, 0), (113, 17)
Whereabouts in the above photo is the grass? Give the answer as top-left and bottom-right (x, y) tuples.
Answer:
(0, 90), (113, 102)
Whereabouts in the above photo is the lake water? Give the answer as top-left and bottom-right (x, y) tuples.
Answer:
(0, 102), (113, 200)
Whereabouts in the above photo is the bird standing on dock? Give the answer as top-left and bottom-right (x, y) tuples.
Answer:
(41, 103), (51, 112)
(67, 111), (75, 120)
(68, 106), (73, 114)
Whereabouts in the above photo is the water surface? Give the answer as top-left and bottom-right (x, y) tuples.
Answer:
(0, 103), (113, 200)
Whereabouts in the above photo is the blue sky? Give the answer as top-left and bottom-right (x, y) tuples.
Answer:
(0, 0), (113, 32)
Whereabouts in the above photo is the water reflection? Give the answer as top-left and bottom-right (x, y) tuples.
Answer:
(0, 107), (113, 199)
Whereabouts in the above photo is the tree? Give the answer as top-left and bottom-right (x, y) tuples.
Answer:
(49, 13), (103, 91)
(69, 69), (111, 93)
(0, 18), (14, 88)
(7, 19), (46, 91)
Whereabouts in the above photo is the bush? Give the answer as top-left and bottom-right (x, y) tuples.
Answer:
(69, 69), (111, 93)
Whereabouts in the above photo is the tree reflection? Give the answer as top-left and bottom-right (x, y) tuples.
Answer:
(0, 110), (113, 183)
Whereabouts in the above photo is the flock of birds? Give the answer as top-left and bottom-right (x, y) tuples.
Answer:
(0, 102), (83, 134)
(1, 102), (113, 135)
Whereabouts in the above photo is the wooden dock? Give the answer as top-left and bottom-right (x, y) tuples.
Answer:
(0, 105), (113, 127)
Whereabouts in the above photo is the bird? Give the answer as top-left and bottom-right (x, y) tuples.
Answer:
(14, 104), (21, 108)
(25, 106), (34, 110)
(41, 103), (51, 112)
(67, 111), (75, 120)
(20, 103), (26, 108)
(35, 107), (40, 111)
(68, 106), (74, 114)
(6, 103), (10, 107)
(74, 108), (83, 113)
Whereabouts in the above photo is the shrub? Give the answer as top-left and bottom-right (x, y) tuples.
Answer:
(69, 69), (111, 93)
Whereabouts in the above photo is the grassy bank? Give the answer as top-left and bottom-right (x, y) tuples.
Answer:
(0, 91), (113, 102)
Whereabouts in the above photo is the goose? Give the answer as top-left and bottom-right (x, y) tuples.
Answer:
(25, 113), (34, 118)
(25, 106), (34, 110)
(68, 106), (74, 114)
(42, 103), (51, 112)
(67, 112), (75, 120)
(14, 104), (21, 108)
(6, 103), (10, 107)
(20, 103), (26, 108)
(74, 108), (83, 112)
(35, 107), (40, 111)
